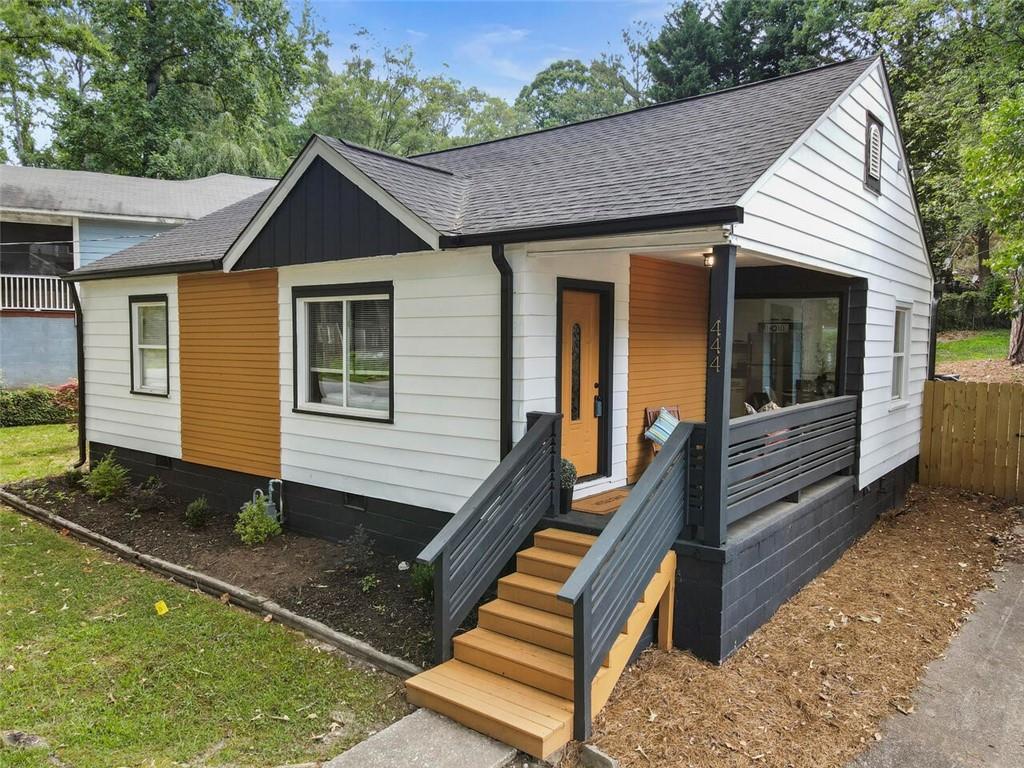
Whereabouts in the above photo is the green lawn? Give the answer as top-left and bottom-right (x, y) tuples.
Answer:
(0, 424), (78, 484)
(0, 506), (405, 766)
(936, 329), (1010, 363)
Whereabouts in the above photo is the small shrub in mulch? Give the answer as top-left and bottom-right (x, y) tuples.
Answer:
(6, 475), (436, 667)
(572, 486), (1022, 768)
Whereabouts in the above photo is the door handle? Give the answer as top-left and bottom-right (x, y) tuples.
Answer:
(593, 395), (603, 418)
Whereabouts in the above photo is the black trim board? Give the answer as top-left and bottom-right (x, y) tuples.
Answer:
(290, 281), (395, 424)
(440, 206), (743, 248)
(127, 293), (169, 397)
(555, 278), (614, 479)
(89, 442), (449, 558)
(235, 156), (430, 271)
(70, 282), (87, 466)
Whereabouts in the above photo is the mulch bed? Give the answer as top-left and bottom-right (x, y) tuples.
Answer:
(567, 485), (1023, 768)
(6, 474), (435, 668)
(936, 358), (1024, 384)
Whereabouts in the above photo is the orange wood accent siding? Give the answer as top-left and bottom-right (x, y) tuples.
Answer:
(627, 256), (708, 483)
(178, 270), (281, 478)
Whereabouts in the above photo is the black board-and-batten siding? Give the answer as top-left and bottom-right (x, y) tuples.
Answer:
(233, 156), (431, 271)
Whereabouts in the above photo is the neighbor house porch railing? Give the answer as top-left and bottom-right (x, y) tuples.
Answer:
(417, 411), (561, 663)
(1, 274), (75, 311)
(686, 395), (858, 540)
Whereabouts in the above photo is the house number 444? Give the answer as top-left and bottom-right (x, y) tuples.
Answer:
(709, 318), (721, 373)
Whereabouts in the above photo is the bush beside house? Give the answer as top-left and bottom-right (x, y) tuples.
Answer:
(936, 278), (1012, 332)
(0, 380), (79, 427)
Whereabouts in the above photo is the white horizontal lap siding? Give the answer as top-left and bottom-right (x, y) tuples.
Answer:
(510, 246), (631, 497)
(80, 275), (181, 457)
(278, 249), (500, 514)
(733, 62), (932, 489)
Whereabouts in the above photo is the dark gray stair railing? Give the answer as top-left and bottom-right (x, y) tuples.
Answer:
(417, 411), (561, 663)
(557, 422), (695, 740)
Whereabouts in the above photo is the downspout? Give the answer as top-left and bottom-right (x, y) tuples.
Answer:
(491, 244), (513, 458)
(927, 288), (941, 381)
(68, 282), (87, 467)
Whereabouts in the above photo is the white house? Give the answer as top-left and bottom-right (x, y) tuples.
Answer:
(66, 56), (932, 756)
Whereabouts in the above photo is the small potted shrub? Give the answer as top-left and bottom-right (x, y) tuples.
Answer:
(559, 457), (577, 515)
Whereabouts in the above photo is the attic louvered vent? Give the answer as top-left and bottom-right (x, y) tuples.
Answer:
(864, 113), (883, 194)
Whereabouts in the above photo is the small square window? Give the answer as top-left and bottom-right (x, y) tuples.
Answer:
(130, 296), (168, 396)
(294, 284), (392, 420)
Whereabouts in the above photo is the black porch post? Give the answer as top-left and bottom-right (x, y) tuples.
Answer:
(701, 243), (736, 547)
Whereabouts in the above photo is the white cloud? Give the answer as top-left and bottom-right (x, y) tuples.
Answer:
(456, 25), (536, 84)
(406, 28), (428, 42)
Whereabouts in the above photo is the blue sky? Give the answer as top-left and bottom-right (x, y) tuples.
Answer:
(303, 1), (671, 100)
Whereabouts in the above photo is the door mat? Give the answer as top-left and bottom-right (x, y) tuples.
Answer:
(573, 488), (630, 516)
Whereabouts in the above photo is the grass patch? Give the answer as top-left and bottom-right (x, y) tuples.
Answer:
(936, 329), (1010, 363)
(0, 424), (78, 484)
(0, 507), (405, 767)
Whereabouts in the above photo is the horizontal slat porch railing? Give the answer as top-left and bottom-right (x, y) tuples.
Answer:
(417, 411), (561, 663)
(1, 274), (75, 311)
(725, 395), (857, 524)
(558, 422), (695, 741)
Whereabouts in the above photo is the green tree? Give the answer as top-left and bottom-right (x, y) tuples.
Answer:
(963, 92), (1024, 363)
(50, 0), (325, 178)
(647, 0), (869, 102)
(514, 58), (635, 129)
(866, 0), (1024, 283)
(0, 0), (101, 164)
(304, 36), (481, 155)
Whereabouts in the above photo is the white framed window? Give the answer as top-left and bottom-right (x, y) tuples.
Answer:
(129, 295), (169, 396)
(891, 304), (911, 401)
(293, 283), (392, 421)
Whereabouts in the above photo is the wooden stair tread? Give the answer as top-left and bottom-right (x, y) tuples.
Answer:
(455, 628), (574, 680)
(479, 599), (573, 636)
(533, 528), (598, 555)
(517, 546), (582, 568)
(498, 571), (563, 597)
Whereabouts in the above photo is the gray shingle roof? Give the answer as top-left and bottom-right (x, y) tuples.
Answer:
(68, 58), (874, 279)
(70, 190), (271, 277)
(1, 165), (275, 221)
(415, 57), (874, 237)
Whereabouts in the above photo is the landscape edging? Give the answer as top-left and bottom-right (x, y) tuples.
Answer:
(0, 488), (423, 680)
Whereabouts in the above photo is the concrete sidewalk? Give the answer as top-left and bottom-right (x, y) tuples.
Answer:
(852, 536), (1024, 768)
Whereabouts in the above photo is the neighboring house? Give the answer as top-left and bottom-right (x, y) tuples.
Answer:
(66, 57), (932, 758)
(0, 167), (274, 386)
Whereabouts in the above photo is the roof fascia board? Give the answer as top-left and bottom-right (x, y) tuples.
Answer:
(1, 206), (190, 225)
(222, 137), (440, 272)
(735, 58), (880, 209)
(440, 206), (743, 248)
(65, 259), (221, 282)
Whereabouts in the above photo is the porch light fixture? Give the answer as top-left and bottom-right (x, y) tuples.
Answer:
(703, 252), (715, 268)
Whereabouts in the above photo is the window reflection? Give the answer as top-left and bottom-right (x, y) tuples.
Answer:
(731, 297), (840, 418)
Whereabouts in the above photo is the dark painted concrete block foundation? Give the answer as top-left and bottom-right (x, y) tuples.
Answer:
(89, 442), (448, 558)
(674, 457), (917, 663)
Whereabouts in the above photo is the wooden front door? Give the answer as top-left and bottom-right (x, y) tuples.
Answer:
(560, 289), (602, 477)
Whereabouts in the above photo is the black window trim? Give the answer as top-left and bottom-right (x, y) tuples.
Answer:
(291, 280), (395, 424)
(864, 111), (883, 196)
(128, 293), (170, 398)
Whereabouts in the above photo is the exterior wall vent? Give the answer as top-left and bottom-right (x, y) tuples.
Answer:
(864, 113), (883, 195)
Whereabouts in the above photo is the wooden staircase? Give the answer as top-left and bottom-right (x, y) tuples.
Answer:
(405, 528), (676, 759)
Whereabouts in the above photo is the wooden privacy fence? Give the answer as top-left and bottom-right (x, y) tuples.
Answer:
(920, 380), (1024, 499)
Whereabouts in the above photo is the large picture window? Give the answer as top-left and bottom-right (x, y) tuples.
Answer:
(294, 283), (392, 420)
(731, 296), (841, 418)
(130, 295), (169, 396)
